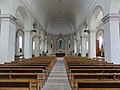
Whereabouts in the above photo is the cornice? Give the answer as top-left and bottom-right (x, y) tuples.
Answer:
(0, 14), (17, 24)
(101, 13), (120, 24)
(0, 14), (17, 21)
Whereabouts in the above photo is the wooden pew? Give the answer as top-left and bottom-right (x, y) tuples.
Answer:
(68, 69), (120, 79)
(0, 66), (49, 76)
(64, 56), (120, 90)
(0, 73), (42, 90)
(4, 56), (56, 73)
(68, 66), (120, 70)
(0, 56), (56, 89)
(0, 68), (45, 87)
(0, 80), (31, 90)
(71, 73), (120, 90)
(75, 80), (120, 90)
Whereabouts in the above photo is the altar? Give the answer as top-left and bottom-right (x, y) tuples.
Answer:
(56, 53), (65, 57)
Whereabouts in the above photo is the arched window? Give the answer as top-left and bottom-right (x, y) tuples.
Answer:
(99, 36), (103, 49)
(50, 40), (53, 49)
(33, 41), (35, 50)
(68, 40), (71, 49)
(19, 36), (23, 52)
(86, 40), (88, 51)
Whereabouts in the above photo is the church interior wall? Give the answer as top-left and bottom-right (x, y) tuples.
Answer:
(47, 34), (74, 56)
(0, 0), (120, 63)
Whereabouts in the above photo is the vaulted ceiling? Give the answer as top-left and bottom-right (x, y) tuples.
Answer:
(26, 0), (95, 34)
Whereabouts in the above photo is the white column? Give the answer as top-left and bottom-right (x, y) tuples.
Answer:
(102, 13), (120, 64)
(39, 39), (41, 53)
(15, 37), (20, 56)
(35, 36), (40, 57)
(88, 31), (96, 59)
(77, 39), (80, 54)
(24, 31), (32, 59)
(74, 38), (77, 54)
(44, 38), (47, 52)
(41, 39), (45, 52)
(81, 36), (87, 57)
(0, 14), (16, 64)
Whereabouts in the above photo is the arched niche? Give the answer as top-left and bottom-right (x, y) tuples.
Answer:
(50, 39), (54, 49)
(16, 6), (29, 29)
(57, 38), (64, 51)
(32, 37), (36, 57)
(15, 29), (24, 57)
(96, 29), (104, 56)
(90, 5), (104, 57)
(68, 39), (71, 49)
(90, 5), (104, 31)
(15, 6), (29, 59)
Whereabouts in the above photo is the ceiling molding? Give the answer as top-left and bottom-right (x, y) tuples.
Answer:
(22, 0), (44, 31)
(76, 0), (97, 31)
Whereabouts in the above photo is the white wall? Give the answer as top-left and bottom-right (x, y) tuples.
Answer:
(47, 18), (74, 35)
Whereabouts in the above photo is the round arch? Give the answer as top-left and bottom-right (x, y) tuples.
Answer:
(15, 6), (29, 58)
(96, 29), (104, 40)
(15, 29), (24, 57)
(96, 29), (104, 56)
(16, 6), (29, 30)
(90, 5), (104, 31)
(47, 18), (74, 35)
(88, 5), (104, 58)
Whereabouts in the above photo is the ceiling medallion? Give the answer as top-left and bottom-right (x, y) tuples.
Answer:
(58, 0), (62, 3)
(59, 11), (62, 13)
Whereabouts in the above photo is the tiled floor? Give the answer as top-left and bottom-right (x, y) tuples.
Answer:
(41, 58), (71, 90)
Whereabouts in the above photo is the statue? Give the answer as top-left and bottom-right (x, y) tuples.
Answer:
(59, 39), (63, 49)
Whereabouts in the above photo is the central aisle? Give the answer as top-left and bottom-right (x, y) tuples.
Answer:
(41, 58), (71, 90)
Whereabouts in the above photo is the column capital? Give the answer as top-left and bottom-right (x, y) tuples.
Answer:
(101, 13), (120, 24)
(76, 39), (81, 41)
(88, 30), (96, 34)
(34, 35), (40, 39)
(82, 35), (87, 38)
(90, 30), (96, 33)
(0, 14), (17, 24)
(23, 30), (31, 32)
(40, 39), (44, 41)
